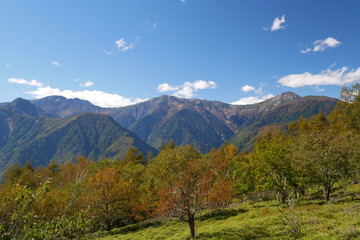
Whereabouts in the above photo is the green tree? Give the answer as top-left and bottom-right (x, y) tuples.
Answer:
(339, 83), (360, 132)
(293, 127), (354, 201)
(251, 132), (299, 203)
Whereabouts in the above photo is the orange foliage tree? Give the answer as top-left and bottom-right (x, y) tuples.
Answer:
(82, 164), (136, 230)
(146, 145), (235, 239)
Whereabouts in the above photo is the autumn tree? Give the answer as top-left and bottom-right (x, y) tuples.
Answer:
(82, 160), (141, 231)
(146, 145), (234, 239)
(3, 162), (22, 183)
(60, 156), (93, 185)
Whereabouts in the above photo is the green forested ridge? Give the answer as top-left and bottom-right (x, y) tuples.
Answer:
(31, 92), (338, 152)
(0, 99), (156, 175)
(147, 108), (226, 152)
(1, 86), (360, 240)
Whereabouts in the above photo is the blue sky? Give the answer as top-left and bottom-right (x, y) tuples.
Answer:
(1, 0), (360, 107)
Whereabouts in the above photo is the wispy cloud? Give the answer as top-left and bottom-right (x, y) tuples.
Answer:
(231, 94), (275, 105)
(115, 37), (139, 52)
(8, 77), (146, 107)
(264, 15), (286, 31)
(157, 80), (217, 98)
(5, 64), (11, 68)
(102, 49), (113, 55)
(301, 37), (341, 53)
(145, 17), (158, 31)
(51, 61), (63, 67)
(278, 66), (360, 88)
(8, 78), (43, 87)
(80, 81), (94, 87)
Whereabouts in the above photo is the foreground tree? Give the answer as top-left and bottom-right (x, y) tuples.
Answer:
(146, 145), (234, 239)
(251, 132), (299, 203)
(82, 164), (134, 230)
(293, 116), (354, 201)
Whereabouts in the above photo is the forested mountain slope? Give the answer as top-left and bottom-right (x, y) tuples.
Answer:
(0, 99), (156, 175)
(31, 92), (338, 152)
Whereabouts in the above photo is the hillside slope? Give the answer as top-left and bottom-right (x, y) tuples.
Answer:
(0, 99), (156, 174)
(31, 92), (338, 152)
(93, 184), (360, 240)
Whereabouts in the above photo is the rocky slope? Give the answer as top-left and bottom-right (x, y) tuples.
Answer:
(32, 92), (338, 152)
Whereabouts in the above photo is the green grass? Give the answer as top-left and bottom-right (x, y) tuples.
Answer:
(91, 184), (360, 240)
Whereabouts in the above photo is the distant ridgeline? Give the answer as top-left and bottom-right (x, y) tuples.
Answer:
(0, 98), (156, 175)
(0, 92), (337, 174)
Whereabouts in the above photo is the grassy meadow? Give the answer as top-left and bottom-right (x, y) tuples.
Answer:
(91, 184), (360, 240)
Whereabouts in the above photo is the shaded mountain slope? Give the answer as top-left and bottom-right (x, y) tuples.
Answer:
(0, 99), (156, 175)
(107, 92), (337, 152)
(31, 92), (338, 153)
(31, 96), (101, 117)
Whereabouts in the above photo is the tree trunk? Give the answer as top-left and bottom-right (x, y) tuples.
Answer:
(187, 209), (196, 239)
(323, 183), (331, 201)
(277, 190), (287, 204)
(281, 191), (287, 204)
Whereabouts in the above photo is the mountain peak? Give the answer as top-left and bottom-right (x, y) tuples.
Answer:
(7, 98), (46, 117)
(261, 92), (302, 107)
(155, 95), (185, 102)
(278, 92), (302, 101)
(32, 95), (100, 118)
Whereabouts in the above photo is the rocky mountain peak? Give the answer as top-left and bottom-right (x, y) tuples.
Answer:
(261, 92), (302, 107)
(278, 92), (302, 101)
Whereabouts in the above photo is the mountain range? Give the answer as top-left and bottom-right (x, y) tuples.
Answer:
(0, 98), (156, 175)
(0, 92), (338, 174)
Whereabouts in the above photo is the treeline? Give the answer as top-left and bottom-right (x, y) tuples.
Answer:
(1, 85), (360, 239)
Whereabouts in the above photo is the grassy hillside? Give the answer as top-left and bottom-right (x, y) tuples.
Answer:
(92, 184), (360, 240)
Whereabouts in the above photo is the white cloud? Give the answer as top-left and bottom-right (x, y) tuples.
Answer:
(231, 94), (275, 105)
(193, 80), (216, 90)
(157, 83), (179, 92)
(233, 83), (273, 105)
(278, 67), (360, 88)
(241, 85), (255, 92)
(8, 78), (43, 87)
(51, 61), (63, 67)
(156, 80), (217, 98)
(180, 0), (186, 2)
(5, 64), (11, 68)
(301, 37), (341, 53)
(27, 87), (146, 108)
(8, 77), (145, 108)
(240, 84), (265, 95)
(115, 37), (139, 52)
(270, 15), (286, 31)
